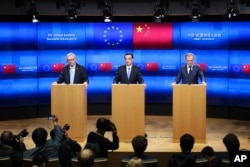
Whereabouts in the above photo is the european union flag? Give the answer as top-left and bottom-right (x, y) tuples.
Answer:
(85, 23), (133, 50)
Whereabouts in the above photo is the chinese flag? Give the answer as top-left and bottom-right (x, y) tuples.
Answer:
(133, 23), (173, 49)
(52, 63), (64, 73)
(99, 63), (112, 72)
(197, 63), (206, 72)
(146, 62), (159, 71)
(242, 64), (250, 74)
(2, 64), (16, 74)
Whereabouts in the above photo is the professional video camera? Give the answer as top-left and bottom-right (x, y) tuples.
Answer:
(105, 119), (116, 131)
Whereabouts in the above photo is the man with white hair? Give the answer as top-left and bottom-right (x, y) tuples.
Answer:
(56, 52), (89, 88)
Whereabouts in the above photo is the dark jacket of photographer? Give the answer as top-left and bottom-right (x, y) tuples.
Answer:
(87, 131), (119, 158)
(0, 142), (26, 157)
(0, 131), (26, 157)
(23, 124), (63, 158)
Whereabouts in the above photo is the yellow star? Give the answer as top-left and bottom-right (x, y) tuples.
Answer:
(136, 26), (143, 33)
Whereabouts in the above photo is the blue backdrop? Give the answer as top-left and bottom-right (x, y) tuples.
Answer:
(0, 22), (250, 108)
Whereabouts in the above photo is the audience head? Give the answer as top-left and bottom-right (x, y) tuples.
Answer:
(201, 146), (215, 160)
(223, 133), (240, 153)
(132, 135), (148, 157)
(32, 153), (48, 167)
(78, 148), (95, 167)
(32, 127), (48, 147)
(0, 131), (14, 146)
(180, 133), (195, 152)
(126, 157), (144, 167)
(96, 117), (109, 132)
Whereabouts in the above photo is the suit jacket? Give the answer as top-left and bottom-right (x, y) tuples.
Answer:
(86, 132), (119, 158)
(57, 63), (89, 84)
(168, 152), (197, 167)
(174, 64), (205, 84)
(113, 65), (144, 84)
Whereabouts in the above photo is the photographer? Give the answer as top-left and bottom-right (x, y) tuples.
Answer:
(23, 115), (63, 158)
(0, 130), (27, 157)
(86, 117), (119, 158)
(50, 123), (82, 167)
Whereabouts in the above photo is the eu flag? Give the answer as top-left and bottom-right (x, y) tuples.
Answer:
(85, 23), (133, 49)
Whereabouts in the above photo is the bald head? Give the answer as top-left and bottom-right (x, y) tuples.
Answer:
(78, 148), (95, 167)
(1, 131), (14, 146)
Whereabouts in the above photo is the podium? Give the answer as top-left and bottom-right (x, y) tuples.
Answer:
(112, 84), (145, 142)
(172, 84), (206, 143)
(51, 84), (87, 142)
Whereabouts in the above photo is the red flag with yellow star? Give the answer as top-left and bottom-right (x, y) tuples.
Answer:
(133, 22), (173, 49)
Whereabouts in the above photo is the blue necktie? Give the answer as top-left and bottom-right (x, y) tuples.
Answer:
(70, 68), (74, 84)
(127, 67), (131, 79)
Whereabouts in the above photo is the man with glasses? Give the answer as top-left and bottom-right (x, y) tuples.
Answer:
(56, 52), (89, 88)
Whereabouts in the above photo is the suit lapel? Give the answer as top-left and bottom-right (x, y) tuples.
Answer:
(74, 64), (79, 83)
(65, 66), (70, 83)
(184, 67), (189, 81)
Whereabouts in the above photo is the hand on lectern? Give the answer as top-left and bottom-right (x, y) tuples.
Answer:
(171, 82), (176, 87)
(52, 82), (57, 85)
(83, 81), (88, 89)
(202, 81), (206, 85)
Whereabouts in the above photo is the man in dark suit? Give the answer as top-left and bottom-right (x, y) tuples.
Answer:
(173, 53), (206, 85)
(56, 52), (89, 88)
(113, 53), (144, 84)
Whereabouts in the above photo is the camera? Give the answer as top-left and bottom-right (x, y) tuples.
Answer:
(105, 119), (116, 131)
(15, 129), (29, 140)
(48, 115), (55, 120)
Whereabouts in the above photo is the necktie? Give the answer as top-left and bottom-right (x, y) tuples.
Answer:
(70, 68), (74, 84)
(188, 66), (192, 80)
(127, 67), (131, 79)
(189, 66), (192, 75)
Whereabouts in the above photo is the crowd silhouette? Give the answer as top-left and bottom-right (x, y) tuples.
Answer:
(0, 116), (249, 167)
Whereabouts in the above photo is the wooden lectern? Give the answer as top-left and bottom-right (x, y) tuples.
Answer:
(51, 84), (87, 142)
(172, 84), (206, 143)
(112, 84), (145, 142)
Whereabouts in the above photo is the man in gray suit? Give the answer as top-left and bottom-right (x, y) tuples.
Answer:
(173, 53), (206, 85)
(113, 53), (144, 84)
